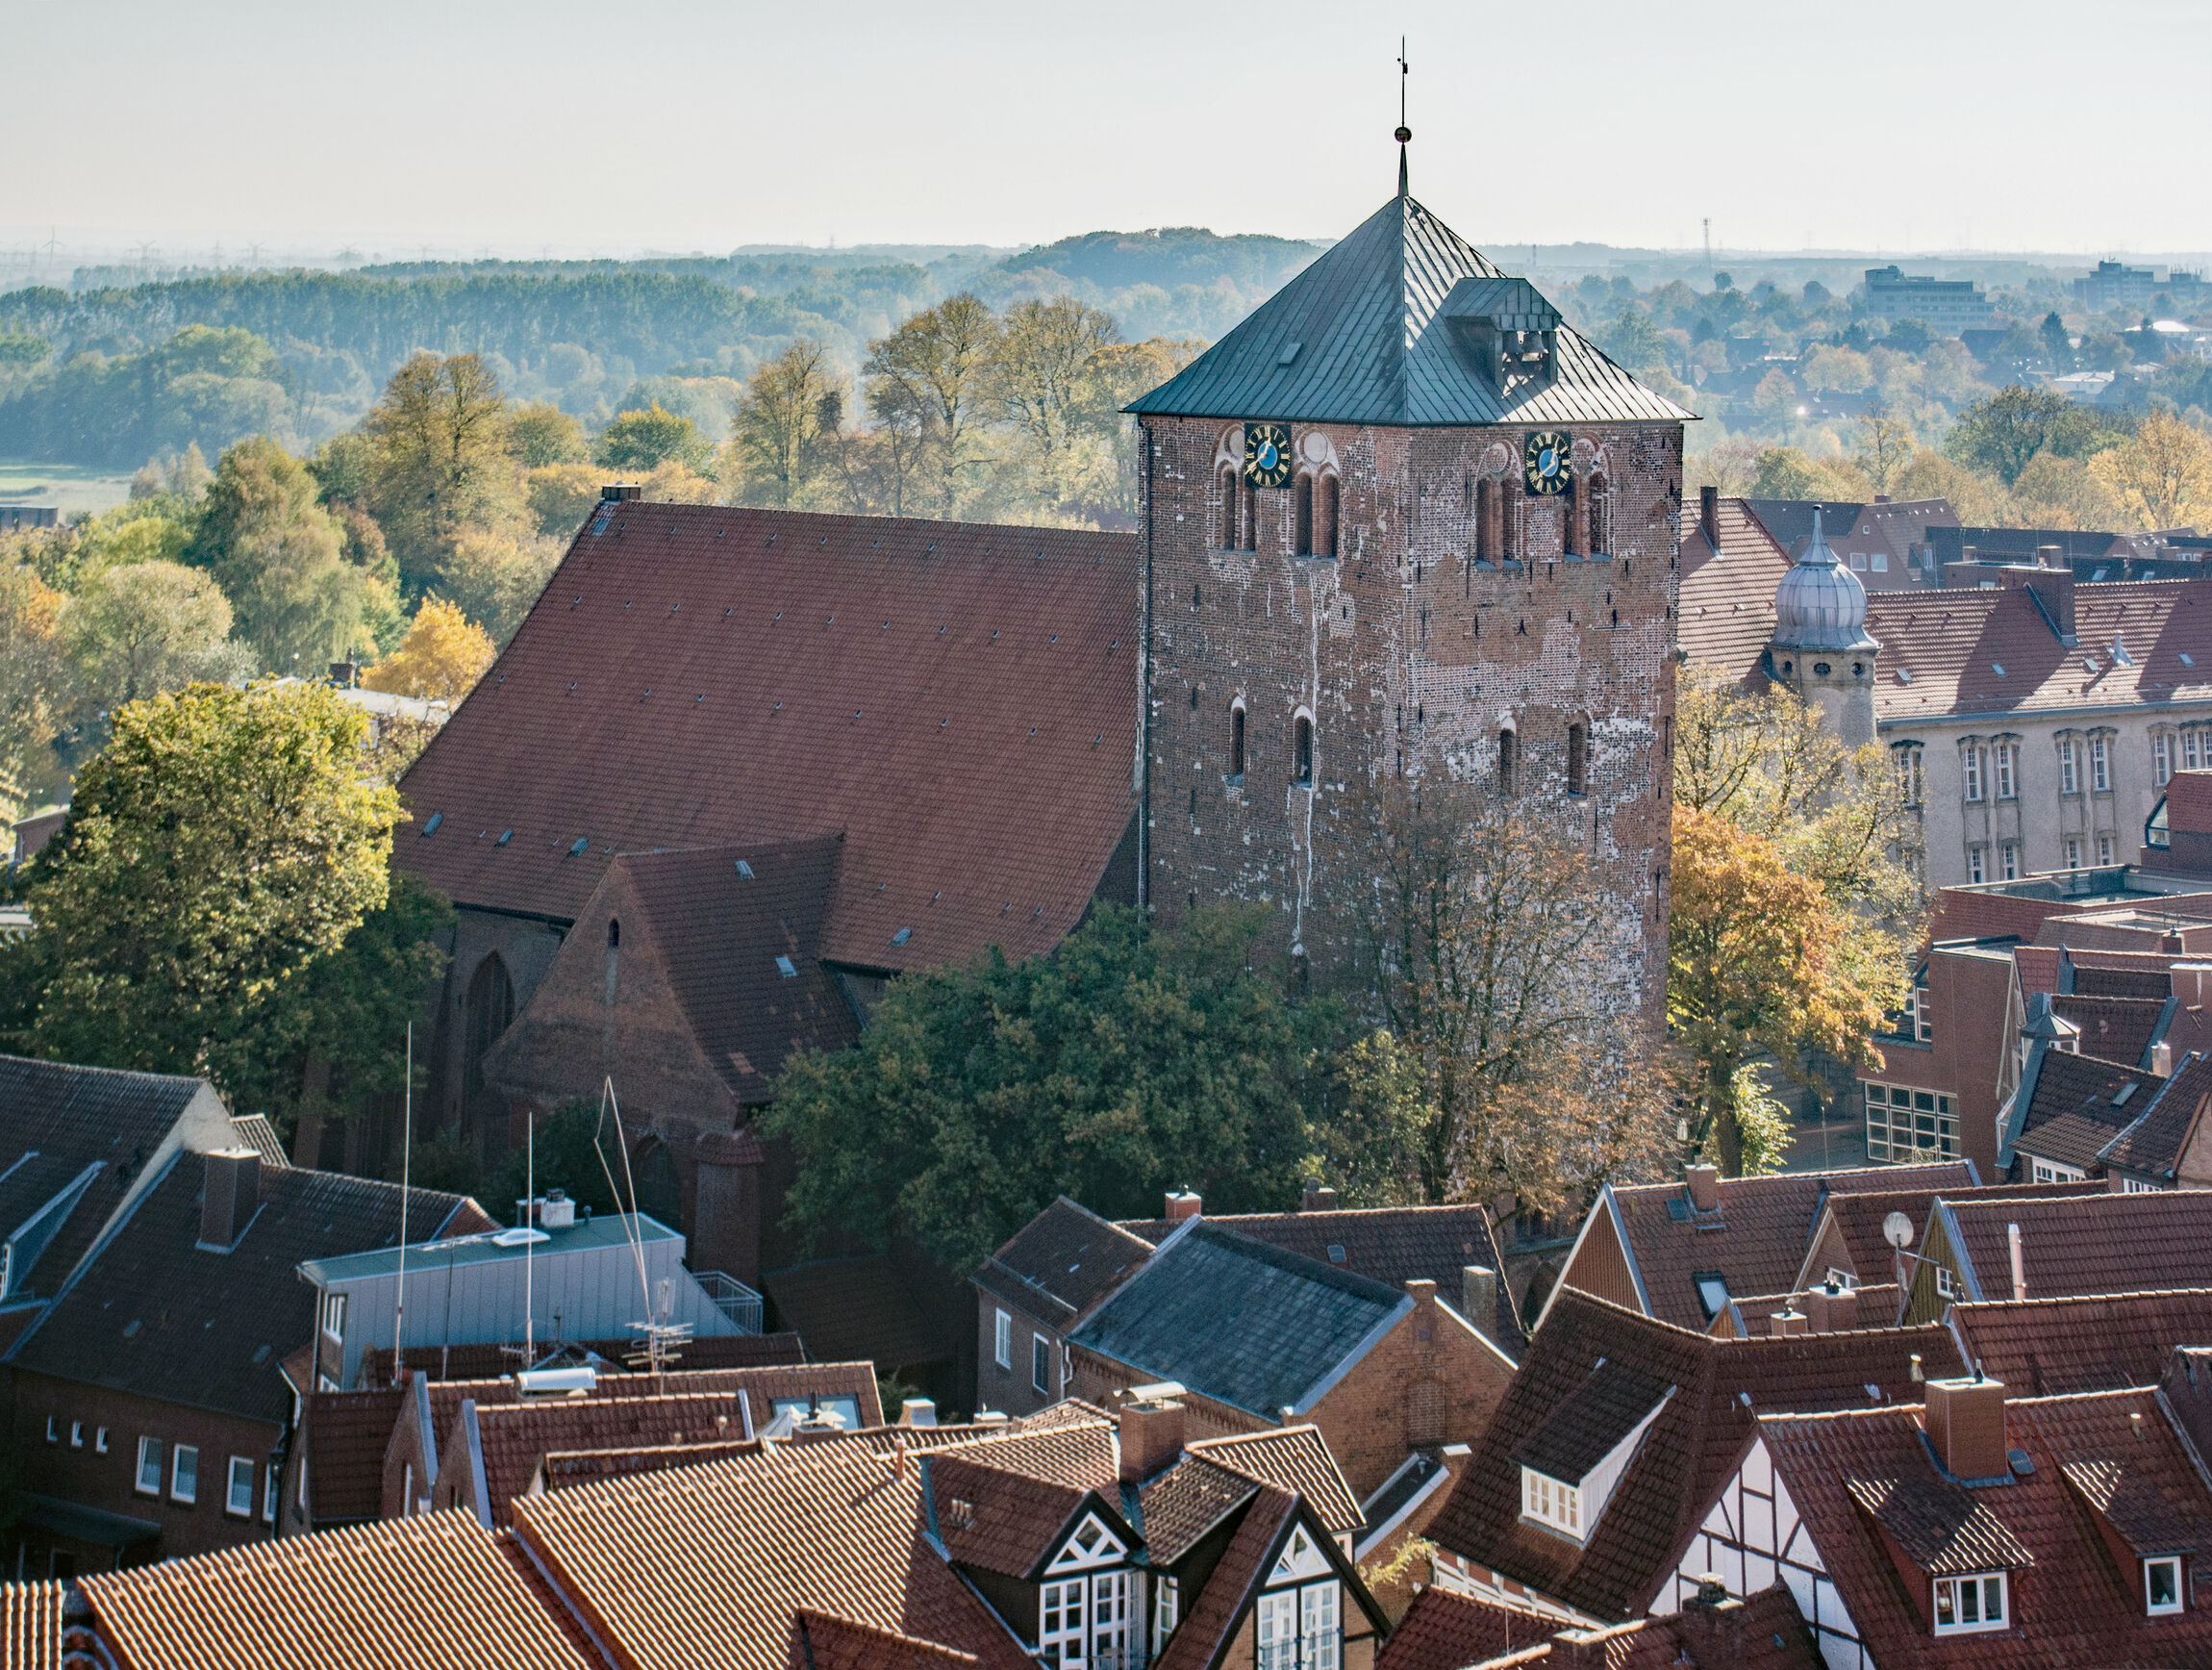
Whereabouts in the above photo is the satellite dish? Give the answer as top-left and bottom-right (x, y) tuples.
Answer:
(1882, 1211), (1915, 1250)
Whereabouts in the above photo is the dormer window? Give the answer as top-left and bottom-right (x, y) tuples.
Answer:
(1046, 1512), (1127, 1572)
(1695, 1275), (1729, 1320)
(1512, 1363), (1672, 1546)
(1259, 1527), (1339, 1670)
(1440, 276), (1562, 399)
(1522, 1468), (1581, 1535)
(2147, 1556), (2183, 1615)
(1933, 1572), (2008, 1634)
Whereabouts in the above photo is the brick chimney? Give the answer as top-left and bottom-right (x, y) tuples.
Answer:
(1770, 1308), (1809, 1336)
(1686, 1164), (1720, 1213)
(1119, 1398), (1186, 1484)
(1300, 1184), (1339, 1212)
(2004, 562), (2077, 645)
(198, 1149), (261, 1251)
(1700, 485), (1721, 550)
(600, 483), (641, 502)
(1801, 1279), (1855, 1333)
(1674, 1576), (1747, 1661)
(1166, 1191), (1202, 1224)
(1462, 1265), (1499, 1343)
(1924, 1375), (2009, 1480)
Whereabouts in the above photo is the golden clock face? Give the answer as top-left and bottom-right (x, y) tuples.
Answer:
(1523, 430), (1571, 496)
(1244, 422), (1294, 489)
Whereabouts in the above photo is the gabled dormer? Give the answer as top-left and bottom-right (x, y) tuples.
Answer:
(1441, 275), (1562, 399)
(1511, 1360), (1674, 1545)
(1044, 1508), (1129, 1574)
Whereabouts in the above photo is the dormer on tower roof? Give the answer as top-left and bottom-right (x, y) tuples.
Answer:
(1125, 193), (1692, 428)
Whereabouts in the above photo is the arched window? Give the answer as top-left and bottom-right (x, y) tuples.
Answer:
(1219, 468), (1238, 549)
(1230, 705), (1246, 780)
(1587, 473), (1609, 555)
(463, 953), (515, 1110)
(1563, 481), (1582, 557)
(1241, 477), (1258, 552)
(607, 918), (620, 948)
(1322, 475), (1340, 558)
(1475, 478), (1494, 563)
(1295, 475), (1314, 556)
(1567, 723), (1588, 797)
(1498, 728), (1518, 796)
(1294, 716), (1314, 787)
(1501, 494), (1517, 564)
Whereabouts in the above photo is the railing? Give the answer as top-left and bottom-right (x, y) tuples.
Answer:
(691, 1270), (764, 1334)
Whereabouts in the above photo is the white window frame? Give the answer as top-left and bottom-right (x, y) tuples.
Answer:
(321, 1291), (346, 1343)
(2067, 839), (2082, 871)
(264, 1466), (279, 1524)
(1963, 746), (1984, 802)
(1090, 1570), (1133, 1666)
(1937, 1266), (1956, 1298)
(1968, 846), (1986, 884)
(1896, 744), (1924, 805)
(1933, 1571), (2008, 1635)
(2156, 733), (2174, 786)
(993, 1308), (1012, 1371)
(170, 1443), (198, 1505)
(1521, 1466), (1583, 1537)
(2147, 1555), (2184, 1615)
(1995, 744), (2015, 800)
(1257, 1579), (1342, 1670)
(226, 1455), (255, 1518)
(1032, 1331), (1051, 1396)
(2061, 739), (2079, 796)
(2124, 1177), (2163, 1194)
(1825, 1267), (1860, 1291)
(2031, 1157), (2088, 1185)
(2099, 834), (2115, 866)
(1152, 1574), (1180, 1655)
(136, 1436), (163, 1496)
(2001, 842), (2019, 881)
(1041, 1577), (1087, 1665)
(2189, 730), (2204, 772)
(94, 1427), (108, 1455)
(2092, 735), (2111, 792)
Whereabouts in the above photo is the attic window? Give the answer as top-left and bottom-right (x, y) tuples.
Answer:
(1695, 1275), (1729, 1319)
(1897, 668), (1914, 685)
(2114, 1082), (2140, 1106)
(1666, 1199), (1692, 1222)
(496, 830), (513, 846)
(1327, 1245), (1346, 1264)
(1993, 664), (2007, 677)
(735, 860), (754, 878)
(775, 956), (797, 978)
(2184, 653), (2198, 669)
(569, 838), (589, 856)
(420, 813), (442, 836)
(891, 927), (913, 947)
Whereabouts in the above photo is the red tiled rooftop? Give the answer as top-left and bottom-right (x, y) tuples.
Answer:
(1940, 1187), (2212, 1301)
(1676, 498), (1789, 685)
(1947, 1287), (2212, 1396)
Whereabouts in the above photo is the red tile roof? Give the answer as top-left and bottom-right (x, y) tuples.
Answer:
(392, 503), (1140, 973)
(1939, 1186), (2212, 1301)
(1677, 498), (1789, 684)
(1377, 1582), (1821, 1670)
(79, 1510), (593, 1670)
(1154, 1486), (1300, 1670)
(2049, 994), (2168, 1068)
(1424, 1288), (1963, 1621)
(0, 1581), (63, 1670)
(788, 1610), (980, 1670)
(1869, 575), (2212, 725)
(466, 1390), (761, 1527)
(1188, 1426), (1365, 1537)
(2101, 1050), (2212, 1180)
(926, 1448), (1098, 1578)
(1946, 1287), (2212, 1395)
(1758, 1389), (2212, 1666)
(1599, 1163), (1973, 1332)
(2010, 1050), (2161, 1174)
(1797, 1180), (2106, 1294)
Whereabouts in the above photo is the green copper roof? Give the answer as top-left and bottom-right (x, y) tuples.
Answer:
(1126, 192), (1694, 427)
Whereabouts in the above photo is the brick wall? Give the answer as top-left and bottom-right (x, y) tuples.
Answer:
(6, 1369), (285, 1571)
(973, 1294), (1069, 1418)
(1138, 416), (1681, 1039)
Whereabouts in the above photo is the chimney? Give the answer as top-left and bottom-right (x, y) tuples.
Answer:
(539, 1189), (576, 1230)
(2035, 543), (2064, 569)
(1674, 1576), (1746, 1662)
(1462, 1265), (1499, 1342)
(898, 1398), (937, 1428)
(1166, 1191), (1202, 1224)
(2153, 1041), (2174, 1076)
(2008, 1221), (2026, 1302)
(328, 659), (359, 689)
(1924, 1375), (2009, 1480)
(198, 1149), (261, 1251)
(1405, 1278), (1438, 1311)
(2027, 564), (2078, 645)
(1699, 485), (1720, 549)
(1119, 1398), (1186, 1484)
(1299, 1183), (1339, 1212)
(1770, 1308), (1809, 1337)
(600, 483), (641, 502)
(1801, 1279), (1855, 1333)
(1686, 1164), (1720, 1213)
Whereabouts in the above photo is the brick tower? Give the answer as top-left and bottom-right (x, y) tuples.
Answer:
(1126, 161), (1690, 1033)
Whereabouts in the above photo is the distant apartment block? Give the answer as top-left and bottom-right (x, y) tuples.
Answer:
(2075, 258), (2208, 313)
(1862, 266), (1994, 335)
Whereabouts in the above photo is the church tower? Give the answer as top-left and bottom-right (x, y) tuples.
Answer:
(1126, 153), (1691, 1034)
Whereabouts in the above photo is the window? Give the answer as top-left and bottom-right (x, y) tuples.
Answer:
(1153, 1575), (1180, 1654)
(1849, 549), (1867, 570)
(1933, 1572), (2007, 1635)
(137, 1437), (163, 1496)
(2000, 842), (2019, 880)
(1033, 1331), (1051, 1396)
(1937, 1266), (1956, 1298)
(1522, 1467), (1583, 1537)
(1994, 744), (2016, 800)
(1567, 723), (1588, 797)
(1902, 983), (1933, 1044)
(2093, 734), (2111, 792)
(1321, 476), (1340, 559)
(1563, 480), (1582, 556)
(1256, 1580), (1341, 1670)
(1586, 473), (1608, 555)
(1826, 1268), (1860, 1291)
(2067, 839), (2082, 870)
(2124, 1177), (2162, 1194)
(2060, 739), (2080, 796)
(1294, 717), (1313, 787)
(227, 1456), (255, 1518)
(1474, 477), (1494, 563)
(264, 1467), (279, 1524)
(1241, 477), (1257, 552)
(1864, 1081), (1958, 1163)
(1089, 1571), (1133, 1667)
(2099, 834), (2115, 866)
(1295, 474), (1314, 556)
(1042, 1579), (1087, 1666)
(1230, 705), (1246, 780)
(1872, 549), (1889, 571)
(1219, 468), (1238, 549)
(2156, 733), (2174, 786)
(1498, 728), (1517, 795)
(44, 1416), (56, 1443)
(2147, 1556), (2183, 1615)
(1963, 746), (1984, 802)
(1968, 846), (1986, 884)
(69, 1421), (83, 1449)
(1896, 744), (1924, 805)
(1695, 1275), (1730, 1319)
(321, 1291), (346, 1343)
(95, 1427), (108, 1455)
(2032, 1157), (2088, 1184)
(993, 1308), (1011, 1371)
(171, 1443), (198, 1504)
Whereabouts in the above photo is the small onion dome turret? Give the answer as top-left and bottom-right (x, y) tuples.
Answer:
(1771, 507), (1878, 653)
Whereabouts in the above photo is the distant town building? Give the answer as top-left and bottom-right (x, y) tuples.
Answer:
(2075, 258), (2210, 313)
(1861, 266), (1995, 335)
(0, 506), (58, 534)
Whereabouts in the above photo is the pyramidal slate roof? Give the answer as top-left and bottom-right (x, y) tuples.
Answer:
(1127, 190), (1693, 427)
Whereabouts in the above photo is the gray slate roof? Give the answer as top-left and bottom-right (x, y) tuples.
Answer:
(1126, 191), (1692, 428)
(1067, 1221), (1411, 1419)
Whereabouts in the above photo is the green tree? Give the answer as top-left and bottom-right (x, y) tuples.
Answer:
(2041, 313), (2075, 371)
(510, 401), (590, 468)
(0, 564), (71, 820)
(597, 403), (713, 474)
(727, 341), (842, 508)
(1598, 307), (1668, 376)
(63, 561), (239, 711)
(763, 904), (1314, 1271)
(1849, 410), (1918, 493)
(191, 436), (394, 672)
(1945, 385), (2101, 486)
(7, 682), (402, 1095)
(1751, 368), (1799, 428)
(363, 353), (520, 591)
(863, 294), (1003, 518)
(991, 296), (1120, 514)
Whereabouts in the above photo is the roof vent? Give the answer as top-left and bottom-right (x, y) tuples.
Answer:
(1276, 342), (1302, 367)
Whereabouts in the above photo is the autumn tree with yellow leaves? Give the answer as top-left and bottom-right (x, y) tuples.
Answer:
(363, 596), (495, 704)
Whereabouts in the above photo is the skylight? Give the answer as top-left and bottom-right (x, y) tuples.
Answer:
(1993, 664), (2007, 677)
(1695, 1275), (1729, 1319)
(1897, 668), (1914, 685)
(734, 860), (754, 879)
(569, 838), (589, 856)
(420, 813), (442, 837)
(2113, 637), (2135, 667)
(891, 927), (912, 946)
(2185, 653), (2198, 669)
(775, 956), (797, 978)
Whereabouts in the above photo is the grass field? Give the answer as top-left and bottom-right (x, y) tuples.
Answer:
(0, 460), (136, 518)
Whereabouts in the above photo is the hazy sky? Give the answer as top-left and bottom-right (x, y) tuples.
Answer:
(8, 0), (2209, 258)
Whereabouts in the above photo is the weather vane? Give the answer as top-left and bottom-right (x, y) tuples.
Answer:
(1396, 38), (1413, 194)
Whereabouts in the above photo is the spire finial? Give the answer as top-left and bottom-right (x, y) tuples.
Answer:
(1395, 38), (1412, 196)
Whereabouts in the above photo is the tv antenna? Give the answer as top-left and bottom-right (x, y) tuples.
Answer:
(391, 1023), (413, 1385)
(591, 1078), (688, 1389)
(1395, 38), (1412, 195)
